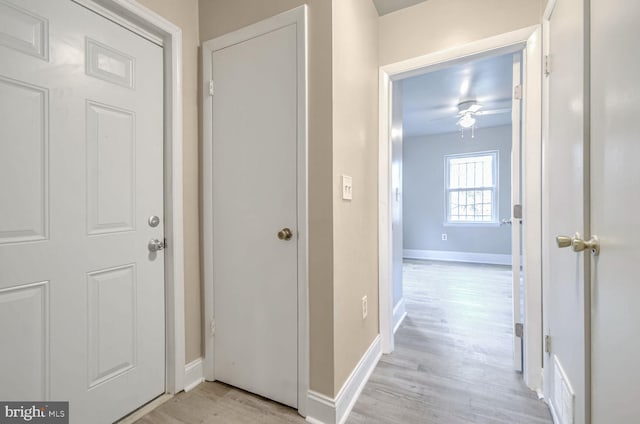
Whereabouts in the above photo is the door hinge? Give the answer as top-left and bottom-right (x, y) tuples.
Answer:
(208, 80), (214, 96)
(515, 323), (524, 338)
(544, 55), (551, 76)
(209, 319), (215, 337)
(513, 84), (522, 100)
(513, 204), (523, 219)
(163, 237), (168, 249)
(545, 334), (552, 353)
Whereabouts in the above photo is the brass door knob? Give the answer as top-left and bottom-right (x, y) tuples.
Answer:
(277, 228), (293, 241)
(556, 233), (600, 256)
(556, 235), (572, 248)
(572, 235), (600, 256)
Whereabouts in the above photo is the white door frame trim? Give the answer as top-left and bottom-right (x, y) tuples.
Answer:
(201, 5), (309, 416)
(378, 25), (543, 391)
(72, 0), (186, 394)
(541, 0), (556, 402)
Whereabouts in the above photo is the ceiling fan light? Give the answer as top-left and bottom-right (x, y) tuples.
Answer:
(458, 113), (476, 128)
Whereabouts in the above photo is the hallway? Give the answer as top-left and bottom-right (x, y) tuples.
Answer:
(133, 260), (551, 423)
(348, 260), (551, 424)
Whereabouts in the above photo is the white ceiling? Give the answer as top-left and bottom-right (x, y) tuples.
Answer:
(401, 52), (516, 137)
(372, 0), (427, 16)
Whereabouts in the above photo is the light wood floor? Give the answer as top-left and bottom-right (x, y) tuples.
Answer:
(348, 260), (551, 424)
(135, 260), (551, 424)
(133, 381), (304, 424)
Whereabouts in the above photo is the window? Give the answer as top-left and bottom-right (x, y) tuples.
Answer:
(445, 151), (498, 224)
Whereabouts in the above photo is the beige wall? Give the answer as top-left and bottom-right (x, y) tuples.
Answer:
(136, 0), (202, 364)
(379, 0), (544, 66)
(331, 0), (380, 394)
(198, 0), (336, 396)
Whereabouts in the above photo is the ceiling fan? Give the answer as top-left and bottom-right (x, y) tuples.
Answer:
(456, 99), (510, 138)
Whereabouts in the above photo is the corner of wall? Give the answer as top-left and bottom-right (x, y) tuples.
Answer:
(330, 0), (380, 398)
(305, 0), (336, 399)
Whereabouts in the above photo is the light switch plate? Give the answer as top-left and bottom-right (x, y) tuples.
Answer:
(342, 175), (353, 200)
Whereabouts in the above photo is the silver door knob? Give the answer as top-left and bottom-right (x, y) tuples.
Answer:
(556, 233), (600, 256)
(501, 218), (512, 226)
(148, 238), (166, 252)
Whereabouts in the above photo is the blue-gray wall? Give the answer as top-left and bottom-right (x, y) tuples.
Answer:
(403, 125), (512, 255)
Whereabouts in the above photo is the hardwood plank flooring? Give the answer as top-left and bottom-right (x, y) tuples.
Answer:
(135, 260), (551, 424)
(347, 260), (552, 424)
(133, 382), (304, 424)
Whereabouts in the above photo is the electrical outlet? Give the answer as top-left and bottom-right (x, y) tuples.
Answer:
(442, 233), (447, 241)
(362, 295), (368, 320)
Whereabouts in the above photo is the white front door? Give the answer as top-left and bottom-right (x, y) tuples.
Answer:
(0, 1), (165, 422)
(542, 0), (589, 422)
(590, 0), (640, 421)
(209, 21), (299, 407)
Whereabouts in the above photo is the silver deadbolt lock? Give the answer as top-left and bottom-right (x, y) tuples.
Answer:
(148, 215), (160, 228)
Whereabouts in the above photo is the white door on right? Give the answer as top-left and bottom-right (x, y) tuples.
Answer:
(590, 0), (640, 422)
(543, 0), (589, 423)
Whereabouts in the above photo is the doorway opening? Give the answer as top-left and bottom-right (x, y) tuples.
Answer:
(378, 26), (543, 393)
(394, 49), (525, 369)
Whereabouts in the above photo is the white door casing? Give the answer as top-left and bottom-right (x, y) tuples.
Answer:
(201, 6), (308, 413)
(590, 0), (640, 422)
(542, 0), (589, 422)
(378, 26), (543, 391)
(0, 0), (178, 422)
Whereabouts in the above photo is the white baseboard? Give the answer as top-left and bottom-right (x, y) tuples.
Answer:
(392, 298), (407, 334)
(403, 249), (512, 266)
(306, 391), (336, 424)
(184, 357), (204, 392)
(306, 335), (381, 424)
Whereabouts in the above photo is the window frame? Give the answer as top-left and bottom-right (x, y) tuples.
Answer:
(443, 150), (499, 226)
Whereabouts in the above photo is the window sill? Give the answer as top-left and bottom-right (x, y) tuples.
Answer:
(443, 222), (501, 228)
